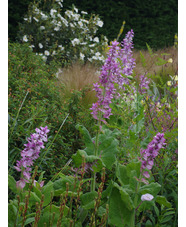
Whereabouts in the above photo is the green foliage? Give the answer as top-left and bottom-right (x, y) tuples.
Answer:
(8, 42), (94, 182)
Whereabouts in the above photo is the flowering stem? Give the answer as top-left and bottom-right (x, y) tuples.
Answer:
(50, 158), (72, 182)
(38, 113), (69, 167)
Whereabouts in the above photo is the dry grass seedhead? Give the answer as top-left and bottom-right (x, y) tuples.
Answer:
(57, 63), (100, 91)
(57, 62), (100, 107)
(133, 46), (178, 77)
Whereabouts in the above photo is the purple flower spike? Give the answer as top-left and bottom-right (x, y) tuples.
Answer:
(14, 126), (49, 189)
(90, 30), (136, 122)
(139, 132), (166, 183)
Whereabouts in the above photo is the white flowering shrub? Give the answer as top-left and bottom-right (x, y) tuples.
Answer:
(18, 0), (108, 65)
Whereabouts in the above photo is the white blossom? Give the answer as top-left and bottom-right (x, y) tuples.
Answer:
(23, 35), (28, 42)
(58, 45), (64, 51)
(80, 53), (85, 61)
(39, 43), (43, 48)
(74, 7), (78, 13)
(78, 21), (83, 27)
(33, 17), (39, 22)
(40, 26), (45, 30)
(141, 194), (154, 201)
(50, 9), (57, 18)
(81, 11), (88, 15)
(71, 38), (80, 46)
(29, 45), (35, 49)
(42, 56), (47, 61)
(70, 23), (75, 28)
(97, 20), (104, 27)
(54, 26), (60, 31)
(93, 37), (99, 43)
(44, 50), (50, 56)
(40, 12), (48, 20)
(34, 7), (40, 14)
(89, 44), (95, 47)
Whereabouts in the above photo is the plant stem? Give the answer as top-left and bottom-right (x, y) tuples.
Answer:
(91, 120), (100, 192)
(9, 91), (29, 141)
(38, 113), (69, 168)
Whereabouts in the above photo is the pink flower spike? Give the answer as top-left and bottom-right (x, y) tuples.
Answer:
(143, 171), (150, 178)
(141, 193), (154, 201)
(39, 181), (44, 187)
(16, 178), (26, 190)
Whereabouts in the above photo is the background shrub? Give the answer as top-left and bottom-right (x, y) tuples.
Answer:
(8, 42), (94, 181)
(9, 0), (178, 49)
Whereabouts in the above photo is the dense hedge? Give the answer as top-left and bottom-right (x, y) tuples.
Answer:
(9, 0), (177, 49)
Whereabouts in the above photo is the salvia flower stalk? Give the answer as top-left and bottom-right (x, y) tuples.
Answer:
(139, 132), (166, 184)
(14, 126), (50, 189)
(90, 30), (135, 123)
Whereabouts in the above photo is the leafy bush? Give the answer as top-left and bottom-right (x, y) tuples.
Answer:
(8, 42), (94, 181)
(17, 0), (108, 66)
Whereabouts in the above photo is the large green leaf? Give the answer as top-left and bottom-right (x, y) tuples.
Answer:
(38, 204), (69, 227)
(72, 149), (104, 172)
(99, 138), (118, 170)
(80, 191), (98, 209)
(113, 182), (135, 210)
(8, 174), (17, 194)
(29, 191), (41, 207)
(108, 186), (135, 227)
(156, 195), (172, 208)
(76, 124), (94, 155)
(116, 162), (141, 189)
(8, 202), (17, 227)
(139, 182), (161, 196)
(41, 181), (54, 206)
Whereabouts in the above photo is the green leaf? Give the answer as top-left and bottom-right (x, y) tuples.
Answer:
(113, 182), (135, 210)
(38, 204), (69, 227)
(8, 203), (17, 227)
(116, 162), (141, 190)
(108, 186), (135, 226)
(155, 57), (167, 66)
(154, 205), (159, 216)
(76, 124), (94, 155)
(29, 191), (41, 206)
(72, 150), (104, 172)
(41, 181), (54, 206)
(139, 182), (161, 196)
(99, 138), (118, 170)
(116, 164), (129, 186)
(33, 185), (42, 200)
(156, 196), (172, 208)
(78, 207), (88, 223)
(146, 43), (153, 56)
(145, 220), (153, 226)
(24, 217), (35, 225)
(140, 51), (147, 67)
(80, 191), (98, 209)
(160, 215), (173, 224)
(8, 174), (17, 194)
(38, 171), (45, 182)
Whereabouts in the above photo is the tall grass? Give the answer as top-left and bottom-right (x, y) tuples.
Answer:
(57, 62), (100, 108)
(133, 46), (178, 77)
(56, 47), (178, 106)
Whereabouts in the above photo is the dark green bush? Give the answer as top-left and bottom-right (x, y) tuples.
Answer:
(9, 0), (178, 49)
(8, 42), (94, 181)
